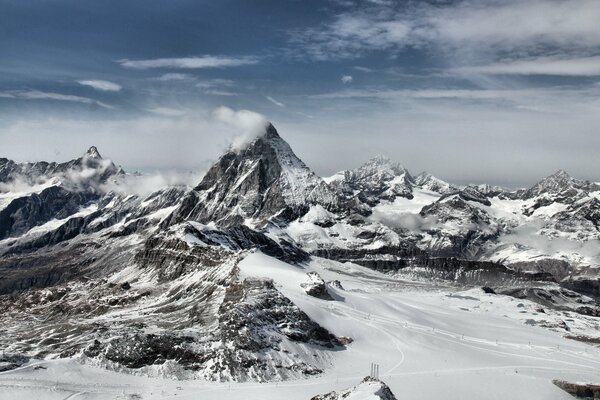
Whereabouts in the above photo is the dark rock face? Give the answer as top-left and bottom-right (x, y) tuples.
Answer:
(0, 186), (97, 240)
(439, 186), (492, 207)
(498, 286), (600, 317)
(553, 380), (600, 399)
(562, 277), (600, 301)
(85, 335), (203, 370)
(183, 223), (309, 264)
(0, 353), (29, 372)
(301, 272), (334, 300)
(219, 279), (343, 350)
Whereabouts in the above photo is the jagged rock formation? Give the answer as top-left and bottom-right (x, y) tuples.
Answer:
(327, 155), (415, 206)
(311, 377), (398, 400)
(301, 272), (334, 300)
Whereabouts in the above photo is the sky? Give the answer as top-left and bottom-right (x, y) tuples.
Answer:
(1, 0), (599, 187)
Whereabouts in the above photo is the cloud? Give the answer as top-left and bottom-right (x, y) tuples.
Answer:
(290, 0), (600, 64)
(211, 106), (269, 151)
(154, 73), (194, 81)
(193, 79), (238, 96)
(118, 55), (258, 69)
(266, 95), (285, 107)
(147, 107), (187, 117)
(195, 79), (235, 89)
(0, 90), (112, 108)
(77, 80), (122, 91)
(101, 170), (204, 197)
(341, 75), (353, 84)
(453, 56), (600, 77)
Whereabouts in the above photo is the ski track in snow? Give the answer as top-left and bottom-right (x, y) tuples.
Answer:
(1, 252), (599, 400)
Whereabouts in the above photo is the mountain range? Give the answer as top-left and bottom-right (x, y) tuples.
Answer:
(1, 122), (599, 394)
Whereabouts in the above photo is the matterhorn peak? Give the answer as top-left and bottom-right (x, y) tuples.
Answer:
(166, 121), (338, 228)
(84, 146), (102, 160)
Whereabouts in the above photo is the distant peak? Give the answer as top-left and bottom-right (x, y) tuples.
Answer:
(84, 146), (102, 159)
(550, 169), (570, 179)
(361, 155), (407, 175)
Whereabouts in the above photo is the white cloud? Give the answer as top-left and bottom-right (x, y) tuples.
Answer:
(266, 95), (285, 107)
(195, 79), (235, 89)
(101, 170), (204, 197)
(154, 73), (194, 81)
(291, 0), (600, 66)
(118, 55), (258, 69)
(341, 75), (353, 84)
(147, 107), (187, 117)
(453, 56), (600, 77)
(77, 80), (122, 91)
(0, 90), (112, 108)
(212, 106), (269, 151)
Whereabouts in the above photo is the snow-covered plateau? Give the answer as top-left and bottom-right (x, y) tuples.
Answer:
(1, 123), (599, 399)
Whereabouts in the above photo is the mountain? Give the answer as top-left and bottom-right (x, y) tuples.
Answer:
(0, 122), (599, 392)
(521, 169), (599, 200)
(0, 146), (123, 188)
(327, 155), (415, 206)
(414, 171), (456, 194)
(166, 123), (338, 228)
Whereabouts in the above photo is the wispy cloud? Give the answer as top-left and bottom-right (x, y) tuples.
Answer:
(147, 107), (187, 117)
(0, 90), (112, 108)
(195, 79), (235, 89)
(77, 79), (122, 91)
(453, 56), (600, 77)
(153, 73), (194, 81)
(307, 86), (600, 116)
(266, 95), (285, 107)
(118, 55), (258, 69)
(341, 75), (353, 84)
(290, 0), (600, 73)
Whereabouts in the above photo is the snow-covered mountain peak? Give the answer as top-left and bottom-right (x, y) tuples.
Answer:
(524, 169), (580, 198)
(415, 171), (456, 194)
(166, 122), (338, 227)
(327, 155), (416, 205)
(359, 155), (409, 178)
(84, 146), (103, 160)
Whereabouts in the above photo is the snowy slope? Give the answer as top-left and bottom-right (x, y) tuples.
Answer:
(1, 252), (599, 399)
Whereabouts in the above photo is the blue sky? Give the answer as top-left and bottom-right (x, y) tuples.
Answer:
(1, 0), (599, 186)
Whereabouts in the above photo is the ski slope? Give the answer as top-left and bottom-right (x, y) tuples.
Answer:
(1, 252), (599, 400)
